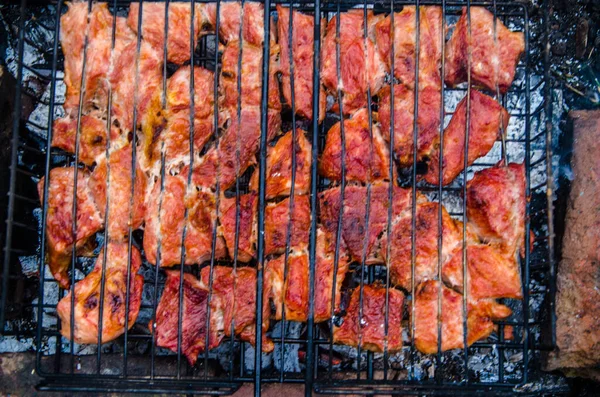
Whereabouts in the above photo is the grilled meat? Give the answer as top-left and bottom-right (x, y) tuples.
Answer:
(265, 195), (311, 256)
(466, 162), (526, 257)
(386, 202), (463, 290)
(319, 183), (422, 264)
(249, 129), (312, 199)
(219, 192), (258, 262)
(333, 284), (405, 353)
(313, 229), (350, 323)
(201, 2), (267, 45)
(445, 7), (525, 93)
(424, 90), (509, 186)
(264, 250), (310, 322)
(321, 10), (387, 115)
(319, 108), (392, 183)
(57, 242), (144, 344)
(38, 167), (104, 289)
(127, 2), (203, 64)
(200, 266), (273, 352)
(88, 145), (146, 241)
(276, 6), (326, 121)
(373, 6), (443, 89)
(413, 280), (512, 354)
(377, 84), (441, 166)
(143, 173), (226, 266)
(443, 244), (523, 300)
(153, 270), (222, 365)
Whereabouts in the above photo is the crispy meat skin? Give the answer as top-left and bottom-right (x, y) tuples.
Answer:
(143, 174), (226, 266)
(153, 271), (222, 365)
(57, 242), (143, 344)
(373, 6), (443, 88)
(264, 195), (311, 256)
(445, 7), (525, 93)
(277, 6), (326, 121)
(38, 167), (104, 289)
(333, 284), (404, 353)
(219, 192), (257, 262)
(321, 10), (387, 115)
(413, 280), (512, 354)
(387, 202), (462, 290)
(88, 145), (146, 241)
(127, 2), (202, 64)
(466, 162), (526, 256)
(424, 90), (509, 186)
(265, 250), (310, 322)
(313, 229), (350, 323)
(319, 108), (392, 183)
(202, 2), (266, 45)
(200, 266), (273, 352)
(249, 130), (312, 199)
(378, 84), (441, 165)
(443, 244), (523, 300)
(319, 183), (419, 264)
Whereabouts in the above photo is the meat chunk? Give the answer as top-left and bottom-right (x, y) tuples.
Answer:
(445, 7), (525, 93)
(38, 167), (104, 289)
(413, 280), (512, 354)
(319, 108), (392, 184)
(377, 84), (441, 166)
(321, 10), (387, 115)
(333, 284), (405, 353)
(88, 145), (146, 241)
(466, 162), (526, 257)
(313, 229), (350, 323)
(264, 195), (311, 256)
(153, 270), (222, 365)
(143, 174), (226, 266)
(264, 250), (310, 322)
(249, 129), (312, 199)
(276, 6), (326, 121)
(201, 2), (266, 45)
(386, 202), (463, 290)
(127, 2), (203, 64)
(443, 244), (523, 300)
(199, 266), (273, 352)
(319, 183), (419, 264)
(424, 90), (509, 186)
(219, 192), (257, 262)
(57, 242), (144, 344)
(373, 6), (443, 88)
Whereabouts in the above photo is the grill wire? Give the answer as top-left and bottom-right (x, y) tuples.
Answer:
(0, 0), (561, 395)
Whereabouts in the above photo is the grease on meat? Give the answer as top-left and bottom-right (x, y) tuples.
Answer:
(264, 195), (311, 256)
(219, 192), (257, 262)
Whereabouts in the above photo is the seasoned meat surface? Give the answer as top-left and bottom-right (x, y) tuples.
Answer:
(38, 167), (104, 289)
(413, 280), (512, 354)
(219, 192), (257, 262)
(277, 6), (326, 121)
(424, 90), (509, 186)
(377, 84), (441, 166)
(143, 174), (225, 266)
(153, 270), (222, 365)
(264, 195), (311, 256)
(321, 10), (387, 115)
(443, 244), (522, 299)
(127, 2), (202, 64)
(466, 162), (526, 257)
(333, 284), (405, 353)
(319, 108), (392, 183)
(57, 242), (144, 344)
(264, 250), (310, 322)
(445, 7), (525, 93)
(202, 2), (267, 46)
(88, 145), (147, 241)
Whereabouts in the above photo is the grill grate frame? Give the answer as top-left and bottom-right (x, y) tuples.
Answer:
(0, 0), (557, 395)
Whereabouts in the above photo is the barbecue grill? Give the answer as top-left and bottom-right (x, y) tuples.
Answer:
(0, 0), (559, 395)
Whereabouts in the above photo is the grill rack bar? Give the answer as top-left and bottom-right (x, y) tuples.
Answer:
(0, 0), (557, 395)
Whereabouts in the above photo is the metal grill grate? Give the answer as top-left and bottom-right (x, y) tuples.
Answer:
(0, 0), (557, 395)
